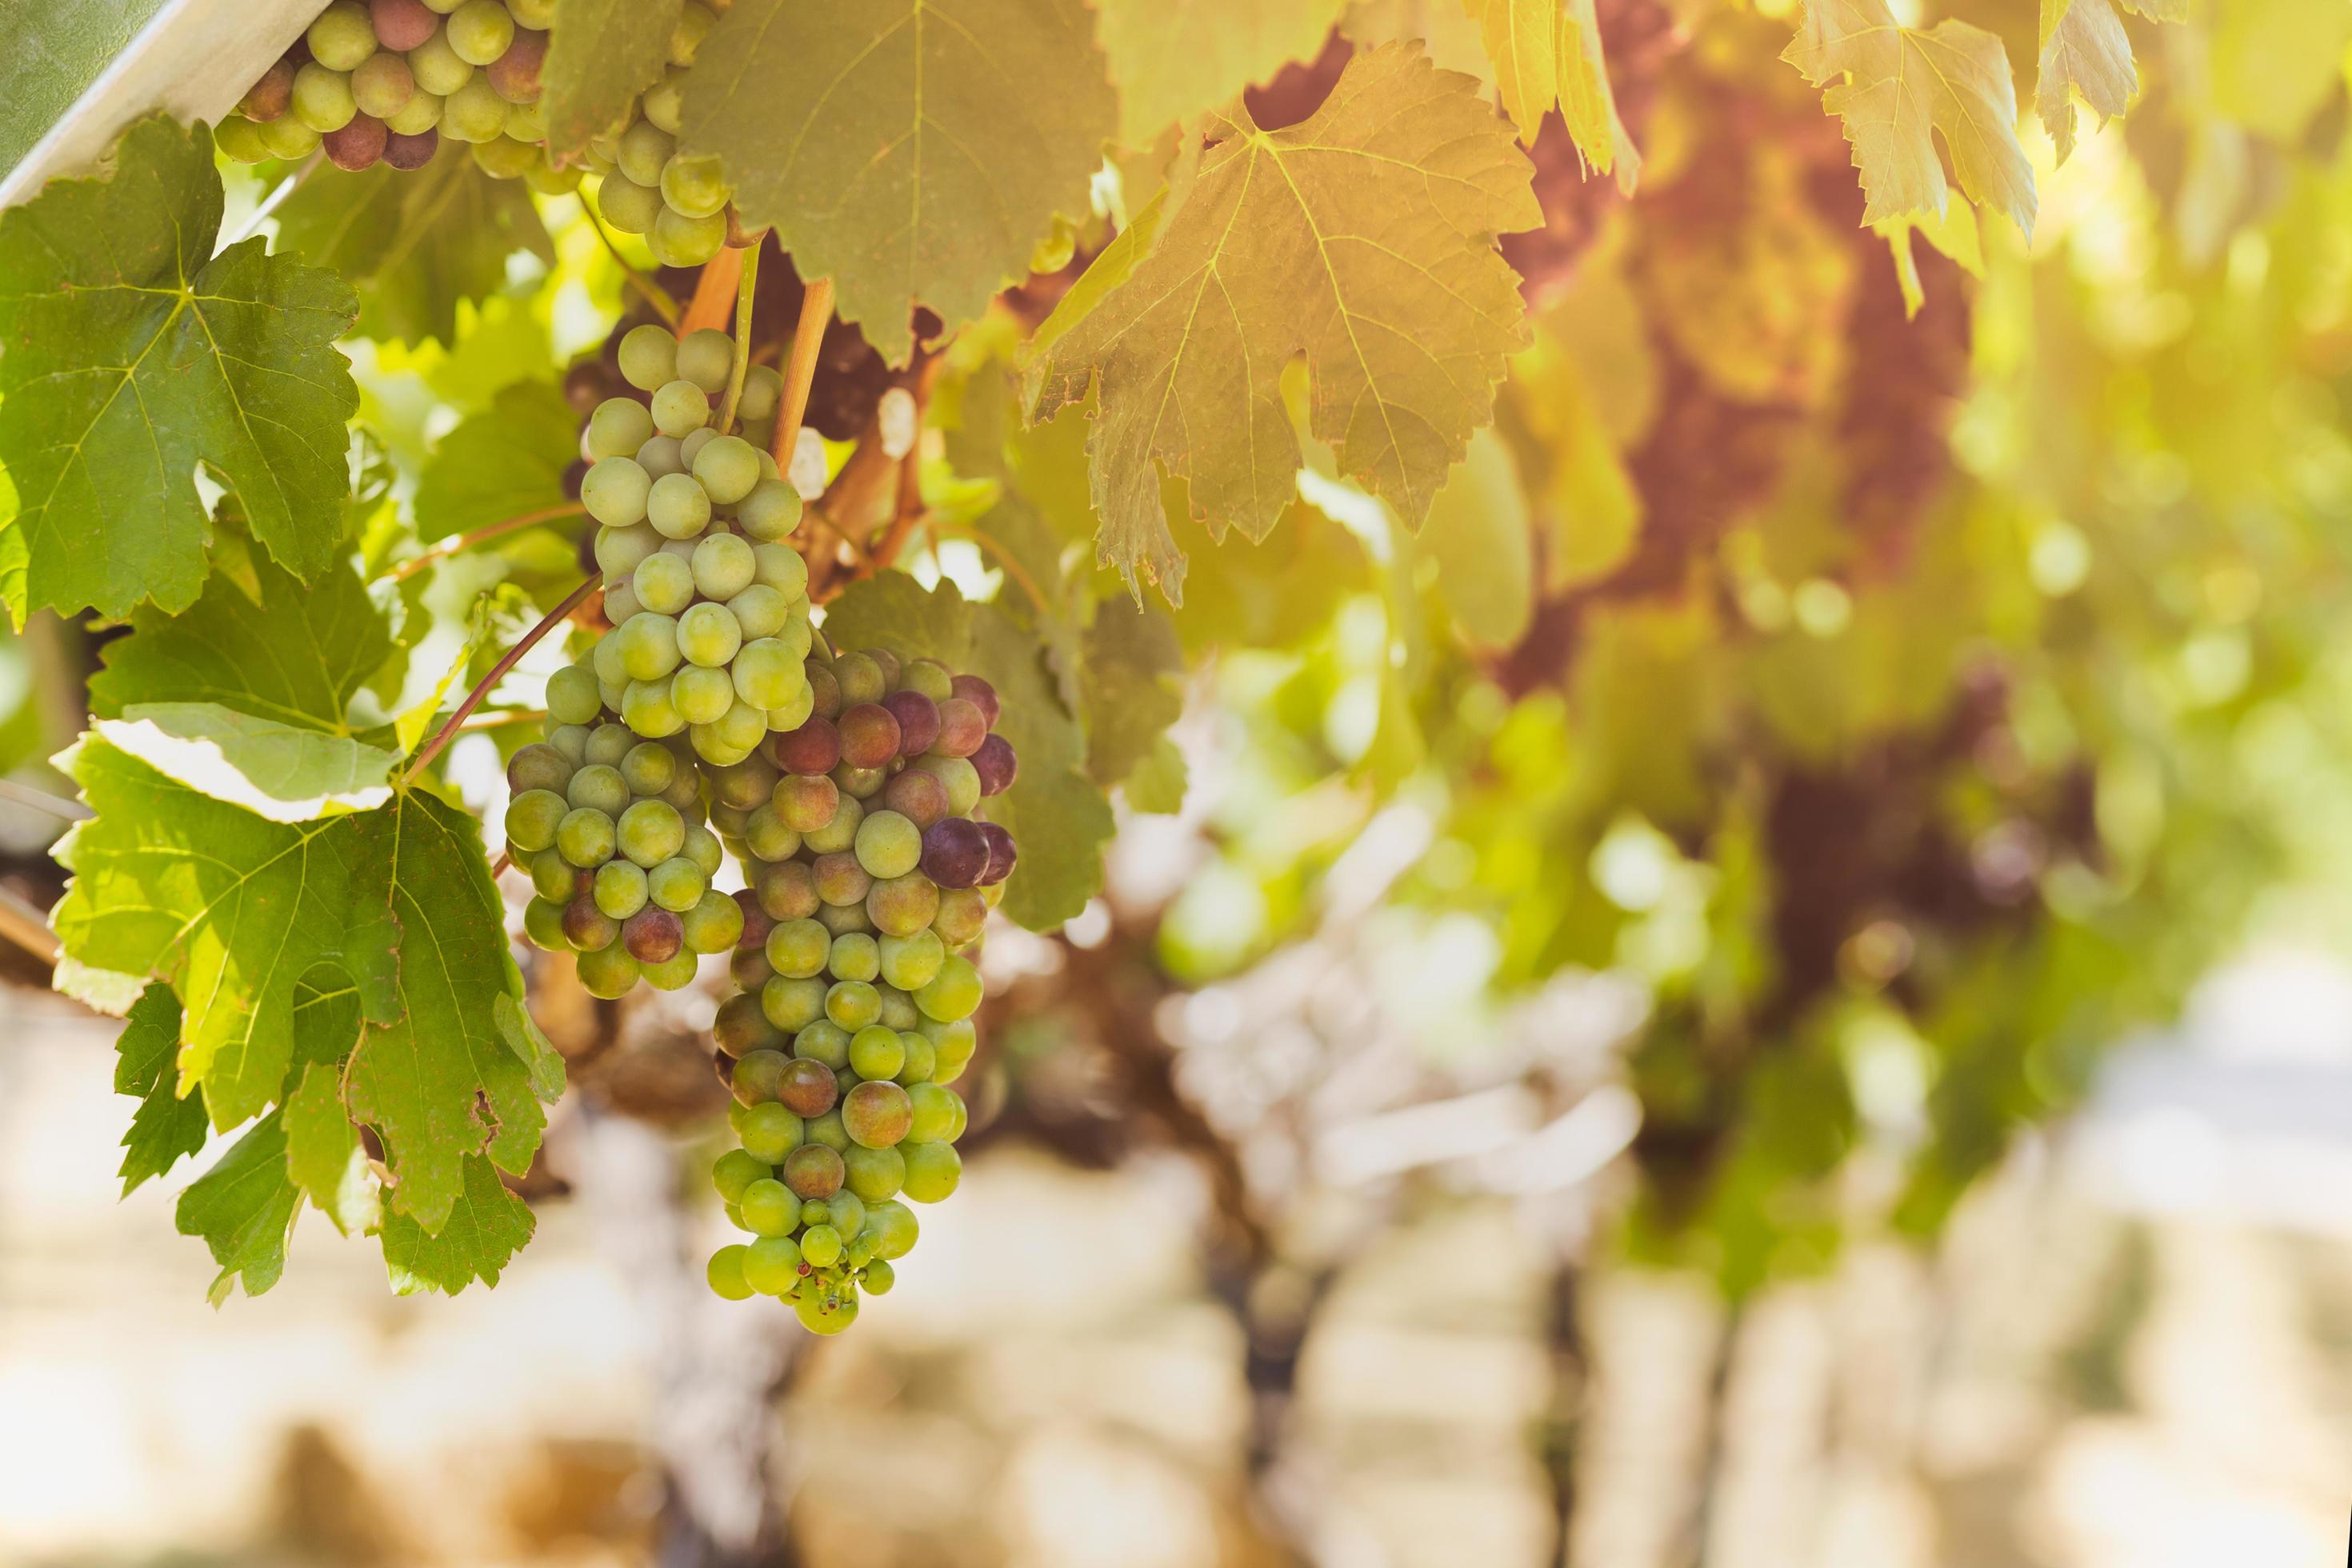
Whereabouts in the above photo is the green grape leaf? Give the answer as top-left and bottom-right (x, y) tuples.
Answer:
(1123, 736), (1189, 814)
(1029, 45), (1540, 603)
(1462, 0), (1640, 187)
(1783, 0), (2037, 236)
(543, 0), (685, 161)
(968, 602), (1111, 928)
(175, 1111), (300, 1304)
(54, 736), (357, 1130)
(272, 142), (554, 349)
(1094, 0), (1346, 146)
(1418, 426), (1533, 650)
(98, 705), (400, 822)
(341, 787), (553, 1234)
(1167, 488), (1371, 654)
(821, 570), (977, 668)
(0, 115), (358, 624)
(1082, 598), (1184, 794)
(114, 982), (209, 1196)
(380, 1152), (535, 1295)
(283, 1062), (378, 1236)
(90, 554), (393, 734)
(681, 0), (1117, 363)
(414, 380), (583, 543)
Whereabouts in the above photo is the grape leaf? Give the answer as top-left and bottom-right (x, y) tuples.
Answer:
(2036, 0), (2182, 164)
(1028, 45), (1540, 603)
(413, 380), (581, 542)
(341, 787), (554, 1234)
(542, 0), (685, 162)
(1094, 0), (1346, 146)
(681, 0), (1116, 362)
(1462, 0), (1640, 188)
(114, 982), (209, 1197)
(1082, 598), (1184, 794)
(89, 553), (392, 734)
(1418, 426), (1533, 650)
(272, 142), (554, 349)
(1783, 0), (2037, 237)
(1124, 737), (1189, 814)
(98, 705), (399, 822)
(380, 1152), (535, 1294)
(0, 115), (358, 623)
(175, 1111), (299, 1304)
(282, 978), (375, 1234)
(821, 570), (975, 670)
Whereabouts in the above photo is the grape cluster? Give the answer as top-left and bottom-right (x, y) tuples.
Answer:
(575, 23), (736, 269)
(215, 0), (567, 178)
(701, 647), (1019, 1331)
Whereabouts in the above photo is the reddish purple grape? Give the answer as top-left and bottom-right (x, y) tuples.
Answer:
(564, 895), (619, 951)
(778, 1058), (840, 1118)
(486, 27), (547, 103)
(978, 822), (1018, 886)
(838, 703), (903, 770)
(733, 887), (775, 950)
(774, 772), (840, 834)
(970, 734), (1018, 797)
(754, 858), (820, 921)
(238, 57), (297, 122)
(383, 127), (439, 170)
(773, 718), (842, 776)
(881, 690), (941, 758)
(882, 767), (950, 830)
(950, 674), (999, 728)
(933, 696), (987, 758)
(784, 1143), (845, 1199)
(370, 0), (439, 50)
(323, 114), (388, 171)
(624, 906), (683, 963)
(921, 818), (988, 889)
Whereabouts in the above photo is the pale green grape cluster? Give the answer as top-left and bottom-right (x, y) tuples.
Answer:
(574, 5), (733, 266)
(701, 641), (1019, 1329)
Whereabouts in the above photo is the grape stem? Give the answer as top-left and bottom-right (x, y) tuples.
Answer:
(388, 503), (588, 583)
(460, 707), (547, 731)
(678, 249), (743, 338)
(0, 882), (59, 968)
(581, 202), (682, 327)
(770, 276), (836, 470)
(402, 575), (600, 788)
(716, 243), (762, 434)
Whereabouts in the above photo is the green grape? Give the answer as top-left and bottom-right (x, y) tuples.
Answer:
(618, 119), (676, 186)
(854, 810), (922, 879)
(566, 762), (629, 815)
(440, 74), (508, 141)
(514, 738), (576, 794)
(742, 805), (800, 862)
(724, 638), (791, 710)
(648, 856), (706, 913)
(651, 379), (711, 439)
(307, 1), (378, 68)
(834, 652), (886, 707)
(932, 886), (987, 948)
(584, 723), (635, 767)
(597, 173), (662, 234)
(866, 873), (939, 938)
(292, 64), (358, 132)
(794, 1019), (853, 1069)
(508, 104), (551, 146)
(826, 979), (882, 1032)
(691, 533), (756, 599)
(860, 1258), (895, 1295)
(593, 859), (649, 918)
(878, 930), (945, 991)
(842, 1081), (913, 1149)
(214, 116), (274, 164)
(795, 1222), (841, 1268)
(742, 1234), (803, 1294)
(471, 135), (538, 178)
(716, 991), (779, 1058)
(523, 895), (570, 952)
(804, 793), (863, 854)
(671, 0), (718, 63)
(544, 666), (598, 729)
(828, 931), (880, 982)
(646, 472), (712, 539)
(633, 436), (684, 485)
(763, 974), (827, 1033)
(510, 0), (558, 26)
(678, 602), (742, 667)
(906, 1082), (962, 1144)
(618, 326), (678, 396)
(915, 754), (983, 817)
(766, 682), (816, 736)
(738, 1178), (797, 1238)
(847, 1024), (904, 1081)
(819, 1190), (867, 1242)
(658, 152), (731, 220)
(529, 846), (578, 902)
(733, 479), (800, 543)
(732, 1048), (789, 1106)
(598, 674), (629, 715)
(594, 522), (658, 582)
(766, 919), (830, 978)
(843, 1144), (905, 1202)
(650, 206), (728, 268)
(714, 1149), (770, 1203)
(899, 1141), (961, 1203)
(752, 540), (809, 597)
(350, 51), (417, 117)
(582, 455), (652, 527)
(925, 1018), (978, 1084)
(641, 65), (688, 134)
(669, 327), (730, 394)
(818, 901), (872, 938)
(622, 680), (685, 738)
(916, 954), (982, 1022)
(833, 762), (888, 801)
(901, 659), (955, 702)
(706, 1245), (754, 1300)
(557, 806), (616, 867)
(862, 1198), (918, 1259)
(587, 397), (654, 462)
(257, 114), (322, 159)
(894, 1032), (936, 1086)
(679, 426), (718, 471)
(576, 942), (640, 999)
(805, 1109), (850, 1152)
(682, 820), (724, 876)
(642, 950), (699, 991)
(503, 788), (567, 853)
(726, 585), (790, 642)
(546, 722), (592, 764)
(618, 741), (677, 797)
(738, 365), (785, 423)
(625, 555), (690, 621)
(670, 664), (735, 726)
(617, 798), (686, 867)
(877, 988), (919, 1031)
(682, 889), (744, 954)
(691, 439), (760, 512)
(385, 90), (442, 134)
(446, 0), (514, 64)
(613, 611), (679, 681)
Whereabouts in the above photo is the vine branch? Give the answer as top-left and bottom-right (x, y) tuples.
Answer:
(402, 576), (599, 787)
(678, 250), (743, 338)
(389, 503), (587, 583)
(0, 882), (60, 968)
(717, 243), (762, 434)
(770, 277), (836, 470)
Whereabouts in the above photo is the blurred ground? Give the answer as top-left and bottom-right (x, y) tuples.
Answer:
(5, 958), (2352, 1568)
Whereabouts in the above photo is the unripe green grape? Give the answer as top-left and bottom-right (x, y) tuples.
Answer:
(854, 810), (922, 879)
(742, 1234), (802, 1294)
(214, 116), (274, 164)
(877, 930), (944, 992)
(446, 0), (514, 65)
(713, 1150), (770, 1206)
(584, 722), (635, 767)
(626, 552), (692, 618)
(557, 806), (616, 866)
(877, 986), (920, 1031)
(726, 584), (790, 641)
(915, 754), (983, 817)
(667, 663), (732, 726)
(711, 698), (770, 756)
(766, 682), (815, 737)
(577, 942), (640, 999)
(648, 856), (707, 913)
(856, 1258), (894, 1295)
(893, 659), (948, 702)
(691, 533), (755, 598)
(471, 134), (537, 178)
(350, 50), (417, 117)
(650, 206), (728, 268)
(794, 1019), (853, 1069)
(582, 456), (652, 527)
(593, 858), (649, 919)
(617, 798), (686, 867)
(682, 888), (745, 954)
(641, 66), (688, 134)
(627, 439), (681, 489)
(510, 740), (574, 796)
(677, 602), (742, 667)
(668, 327), (731, 394)
(802, 793), (861, 854)
(826, 979), (882, 1032)
(385, 90), (442, 134)
(545, 721), (592, 763)
(706, 1245), (754, 1300)
(729, 482), (798, 546)
(598, 675), (630, 715)
(798, 1222), (843, 1268)
(915, 954), (982, 1023)
(740, 1178), (798, 1238)
(529, 846), (579, 902)
(866, 873), (940, 938)
(439, 74), (507, 141)
(737, 365), (785, 424)
(618, 322), (678, 392)
(724, 638), (791, 709)
(862, 1198), (918, 1258)
(764, 974), (827, 1032)
(596, 173), (662, 234)
(506, 101), (550, 142)
(899, 1141), (961, 1203)
(650, 379), (711, 439)
(847, 1024), (904, 1082)
(293, 64), (358, 132)
(258, 114), (323, 158)
(682, 820), (723, 877)
(932, 886), (986, 948)
(593, 523), (657, 583)
(829, 931), (882, 982)
(587, 397), (654, 462)
(732, 1048), (789, 1106)
(646, 472), (711, 540)
(893, 1031), (935, 1085)
(566, 762), (629, 815)
(818, 898), (871, 938)
(611, 611), (678, 682)
(660, 153), (730, 220)
(543, 664), (599, 727)
(713, 757), (778, 810)
(523, 895), (570, 951)
(622, 680), (685, 738)
(742, 805), (799, 862)
(817, 1190), (866, 1242)
(833, 652), (886, 707)
(927, 1020), (978, 1085)
(308, 1), (378, 67)
(751, 541), (808, 598)
(509, 0), (557, 26)
(618, 740), (677, 796)
(618, 119), (677, 185)
(692, 436), (762, 508)
(832, 762), (886, 801)
(671, 0), (718, 63)
(678, 426), (718, 471)
(504, 788), (566, 853)
(842, 1144), (905, 1203)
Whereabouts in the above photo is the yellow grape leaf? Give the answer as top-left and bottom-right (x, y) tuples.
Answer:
(1462, 0), (1640, 189)
(1875, 199), (1982, 319)
(1028, 44), (1540, 603)
(1095, 0), (1348, 148)
(1782, 0), (2037, 238)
